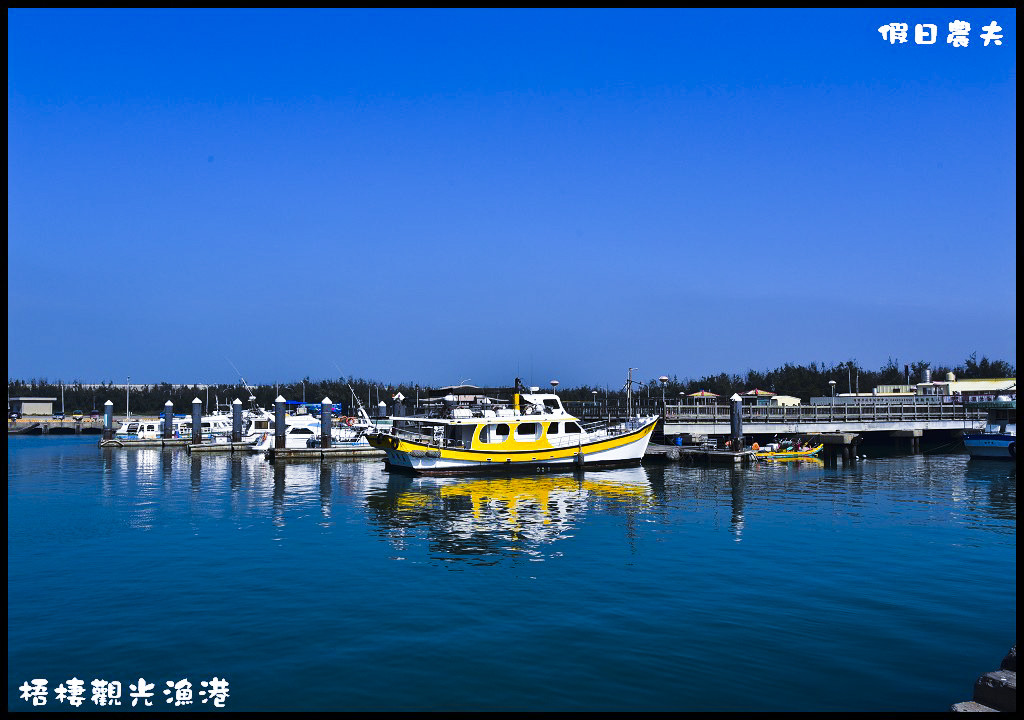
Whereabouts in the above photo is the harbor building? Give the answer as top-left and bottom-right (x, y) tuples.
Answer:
(810, 373), (1015, 406)
(9, 397), (57, 416)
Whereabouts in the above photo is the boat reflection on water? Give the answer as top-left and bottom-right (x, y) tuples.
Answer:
(757, 456), (825, 468)
(365, 466), (653, 561)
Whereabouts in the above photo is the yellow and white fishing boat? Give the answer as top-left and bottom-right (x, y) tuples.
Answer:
(366, 379), (659, 474)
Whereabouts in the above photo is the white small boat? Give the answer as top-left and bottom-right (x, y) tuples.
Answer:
(113, 417), (187, 441)
(249, 412), (380, 454)
(250, 414), (321, 451)
(178, 413), (234, 444)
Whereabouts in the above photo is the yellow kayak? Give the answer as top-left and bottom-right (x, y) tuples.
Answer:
(754, 443), (823, 459)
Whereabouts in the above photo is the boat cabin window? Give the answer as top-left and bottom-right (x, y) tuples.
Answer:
(564, 421), (581, 434)
(292, 427), (314, 435)
(517, 422), (540, 439)
(444, 424), (475, 448)
(543, 398), (562, 412)
(548, 422), (560, 435)
(480, 423), (509, 444)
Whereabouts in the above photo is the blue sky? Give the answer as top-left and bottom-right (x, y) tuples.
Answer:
(8, 9), (1016, 388)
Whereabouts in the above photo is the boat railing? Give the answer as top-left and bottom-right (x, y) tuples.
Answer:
(387, 417), (650, 450)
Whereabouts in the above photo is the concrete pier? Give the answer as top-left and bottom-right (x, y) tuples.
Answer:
(8, 419), (105, 435)
(891, 429), (923, 454)
(816, 432), (861, 467)
(952, 646), (1016, 712)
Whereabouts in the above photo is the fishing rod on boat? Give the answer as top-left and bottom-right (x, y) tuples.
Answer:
(346, 383), (374, 425)
(226, 357), (259, 409)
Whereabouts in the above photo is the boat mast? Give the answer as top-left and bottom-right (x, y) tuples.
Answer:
(626, 368), (638, 418)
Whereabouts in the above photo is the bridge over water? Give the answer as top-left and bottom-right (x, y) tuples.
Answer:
(567, 401), (985, 439)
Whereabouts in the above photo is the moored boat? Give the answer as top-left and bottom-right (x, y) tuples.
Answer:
(250, 390), (381, 454)
(963, 398), (1016, 460)
(365, 378), (659, 474)
(754, 441), (823, 460)
(114, 417), (187, 441)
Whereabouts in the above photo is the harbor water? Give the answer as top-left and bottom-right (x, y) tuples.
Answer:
(8, 436), (1016, 711)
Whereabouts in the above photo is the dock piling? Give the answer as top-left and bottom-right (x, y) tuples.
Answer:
(164, 400), (174, 439)
(275, 396), (286, 450)
(191, 397), (202, 446)
(232, 398), (242, 443)
(321, 397), (332, 449)
(102, 400), (114, 441)
(730, 393), (744, 450)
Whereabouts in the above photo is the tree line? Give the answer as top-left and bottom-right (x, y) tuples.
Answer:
(8, 354), (1015, 416)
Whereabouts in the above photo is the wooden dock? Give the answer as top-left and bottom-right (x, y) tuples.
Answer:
(186, 441), (259, 454)
(269, 447), (385, 460)
(645, 443), (756, 465)
(98, 438), (191, 448)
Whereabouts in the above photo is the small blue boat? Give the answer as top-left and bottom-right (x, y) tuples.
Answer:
(963, 398), (1016, 460)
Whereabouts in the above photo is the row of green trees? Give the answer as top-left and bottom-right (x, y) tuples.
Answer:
(8, 354), (1015, 416)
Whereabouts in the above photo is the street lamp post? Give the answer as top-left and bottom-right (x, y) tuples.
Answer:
(829, 380), (836, 405)
(659, 375), (669, 415)
(126, 376), (130, 419)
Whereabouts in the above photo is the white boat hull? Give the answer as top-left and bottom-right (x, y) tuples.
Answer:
(964, 433), (1016, 459)
(372, 418), (658, 474)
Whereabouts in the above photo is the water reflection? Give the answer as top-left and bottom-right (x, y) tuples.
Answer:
(319, 462), (332, 521)
(364, 467), (654, 562)
(72, 442), (1018, 555)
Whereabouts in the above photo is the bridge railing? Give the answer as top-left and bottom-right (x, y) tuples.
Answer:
(663, 403), (986, 424)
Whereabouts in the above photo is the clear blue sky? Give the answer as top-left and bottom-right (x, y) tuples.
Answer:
(8, 9), (1017, 388)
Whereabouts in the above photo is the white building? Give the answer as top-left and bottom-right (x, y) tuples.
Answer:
(9, 397), (57, 416)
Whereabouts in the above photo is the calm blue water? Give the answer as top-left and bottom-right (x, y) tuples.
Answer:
(8, 436), (1016, 711)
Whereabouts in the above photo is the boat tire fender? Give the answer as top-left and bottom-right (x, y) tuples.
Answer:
(390, 437), (399, 450)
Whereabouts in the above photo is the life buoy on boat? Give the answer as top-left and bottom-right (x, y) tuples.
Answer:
(345, 417), (356, 426)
